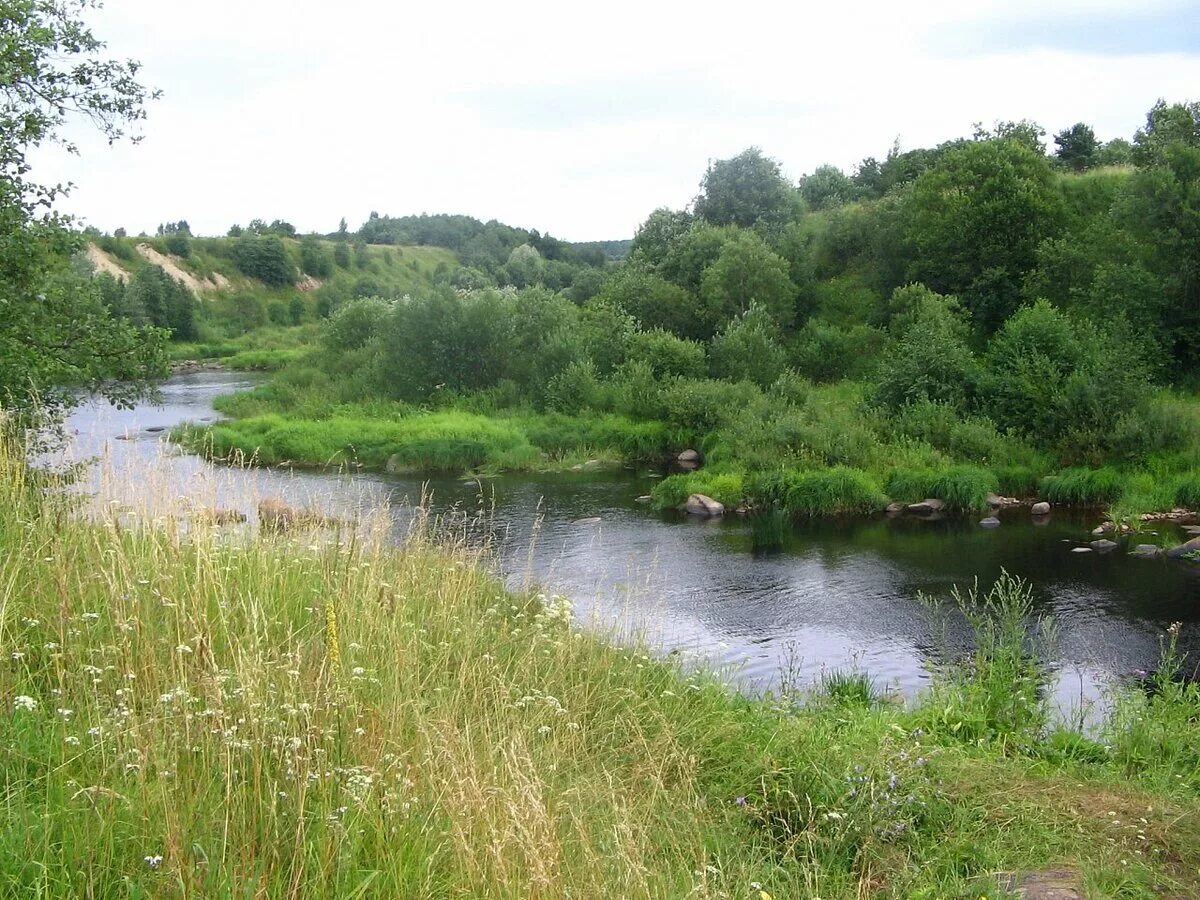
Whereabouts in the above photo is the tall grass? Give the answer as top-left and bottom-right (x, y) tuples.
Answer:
(3, 444), (1200, 895)
(749, 466), (888, 517)
(1039, 466), (1126, 506)
(650, 469), (746, 511)
(884, 465), (999, 512)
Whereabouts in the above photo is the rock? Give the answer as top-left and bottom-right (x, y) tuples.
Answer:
(634, 495), (652, 504)
(684, 494), (725, 517)
(905, 498), (946, 515)
(1000, 868), (1084, 899)
(1071, 547), (1093, 554)
(573, 516), (601, 525)
(979, 516), (1001, 528)
(1031, 501), (1051, 516)
(677, 449), (702, 464)
(1090, 539), (1118, 553)
(1130, 543), (1162, 559)
(145, 426), (166, 434)
(986, 492), (1002, 508)
(192, 507), (246, 525)
(258, 499), (337, 531)
(885, 501), (905, 516)
(1092, 522), (1114, 536)
(1164, 537), (1200, 559)
(1182, 525), (1200, 535)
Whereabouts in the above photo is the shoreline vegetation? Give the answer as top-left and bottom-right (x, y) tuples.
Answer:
(4, 442), (1200, 896)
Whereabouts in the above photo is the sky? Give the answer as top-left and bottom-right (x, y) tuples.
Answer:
(32, 0), (1200, 242)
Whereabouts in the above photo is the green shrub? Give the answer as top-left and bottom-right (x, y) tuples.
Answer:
(1039, 467), (1126, 505)
(885, 465), (998, 512)
(749, 467), (887, 517)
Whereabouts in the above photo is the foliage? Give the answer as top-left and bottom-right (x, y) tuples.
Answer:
(0, 0), (167, 418)
(749, 466), (888, 517)
(884, 465), (999, 512)
(693, 146), (801, 230)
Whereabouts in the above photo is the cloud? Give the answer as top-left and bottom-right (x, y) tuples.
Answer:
(27, 0), (1200, 241)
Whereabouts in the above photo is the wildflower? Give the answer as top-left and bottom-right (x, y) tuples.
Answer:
(81, 612), (100, 622)
(13, 695), (36, 712)
(144, 855), (163, 869)
(175, 644), (193, 654)
(64, 735), (80, 746)
(735, 796), (747, 806)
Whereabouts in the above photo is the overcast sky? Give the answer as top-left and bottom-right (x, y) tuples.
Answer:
(33, 0), (1200, 241)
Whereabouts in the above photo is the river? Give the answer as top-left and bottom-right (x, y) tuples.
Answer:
(58, 371), (1200, 722)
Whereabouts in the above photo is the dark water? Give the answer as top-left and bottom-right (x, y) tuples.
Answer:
(60, 372), (1200, 721)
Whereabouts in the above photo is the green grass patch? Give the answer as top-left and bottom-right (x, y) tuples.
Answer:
(650, 469), (746, 510)
(749, 466), (888, 517)
(884, 465), (999, 512)
(184, 410), (541, 473)
(1039, 467), (1126, 506)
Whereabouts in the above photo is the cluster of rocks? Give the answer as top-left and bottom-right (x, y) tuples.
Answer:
(171, 359), (225, 375)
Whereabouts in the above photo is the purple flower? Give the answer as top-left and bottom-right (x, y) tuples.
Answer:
(735, 795), (747, 806)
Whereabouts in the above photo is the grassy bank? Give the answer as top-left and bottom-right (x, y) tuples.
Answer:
(3, 446), (1200, 896)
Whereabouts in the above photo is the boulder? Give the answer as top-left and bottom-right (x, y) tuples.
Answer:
(1031, 501), (1051, 516)
(684, 494), (725, 517)
(905, 498), (946, 515)
(979, 516), (1001, 528)
(1164, 537), (1200, 560)
(634, 495), (652, 504)
(1092, 523), (1114, 536)
(885, 501), (906, 516)
(1130, 544), (1162, 559)
(677, 449), (702, 464)
(1182, 525), (1200, 535)
(1089, 539), (1118, 553)
(1071, 547), (1093, 554)
(258, 499), (299, 531)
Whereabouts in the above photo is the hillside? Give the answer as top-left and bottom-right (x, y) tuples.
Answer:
(85, 233), (458, 304)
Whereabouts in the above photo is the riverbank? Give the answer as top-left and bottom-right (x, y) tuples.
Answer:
(174, 377), (1200, 540)
(4, 440), (1200, 896)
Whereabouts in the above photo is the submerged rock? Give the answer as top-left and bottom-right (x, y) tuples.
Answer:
(1089, 539), (1118, 553)
(1031, 501), (1051, 516)
(684, 494), (725, 517)
(1071, 547), (1092, 554)
(1164, 536), (1200, 559)
(573, 516), (601, 526)
(634, 495), (652, 504)
(1130, 544), (1162, 559)
(979, 516), (1001, 528)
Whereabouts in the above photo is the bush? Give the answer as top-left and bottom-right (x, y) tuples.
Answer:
(1174, 473), (1200, 509)
(884, 465), (998, 512)
(626, 328), (706, 379)
(748, 467), (887, 517)
(790, 320), (886, 382)
(231, 234), (295, 286)
(708, 303), (788, 388)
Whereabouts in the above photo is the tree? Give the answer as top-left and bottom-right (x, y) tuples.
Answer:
(708, 303), (788, 387)
(693, 147), (801, 230)
(629, 207), (692, 267)
(231, 234), (295, 286)
(0, 0), (166, 420)
(1132, 99), (1200, 166)
(799, 165), (856, 209)
(901, 139), (1063, 332)
(1053, 123), (1099, 171)
(699, 229), (797, 330)
(597, 264), (705, 339)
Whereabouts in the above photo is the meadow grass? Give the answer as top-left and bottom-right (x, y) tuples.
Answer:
(650, 469), (747, 511)
(1039, 467), (1127, 506)
(2, 445), (1200, 896)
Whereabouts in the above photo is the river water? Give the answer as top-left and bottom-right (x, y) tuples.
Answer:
(58, 372), (1200, 721)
